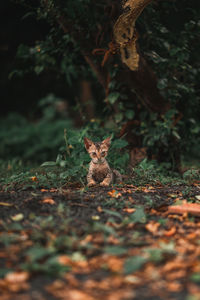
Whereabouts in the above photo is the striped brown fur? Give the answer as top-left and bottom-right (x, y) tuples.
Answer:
(84, 137), (122, 187)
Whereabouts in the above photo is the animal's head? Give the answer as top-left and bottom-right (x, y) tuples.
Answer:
(84, 137), (111, 164)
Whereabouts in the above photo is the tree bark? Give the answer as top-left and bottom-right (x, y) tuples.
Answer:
(127, 54), (170, 114)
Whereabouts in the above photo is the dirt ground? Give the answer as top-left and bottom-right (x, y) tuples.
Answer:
(1, 183), (200, 300)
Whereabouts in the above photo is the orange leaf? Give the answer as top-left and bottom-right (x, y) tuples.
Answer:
(107, 190), (122, 198)
(42, 198), (55, 205)
(123, 208), (136, 213)
(168, 203), (200, 216)
(97, 206), (103, 213)
(50, 188), (58, 192)
(164, 226), (176, 237)
(145, 221), (160, 234)
(31, 176), (37, 181)
(106, 256), (124, 272)
(166, 281), (182, 292)
(58, 255), (71, 265)
(187, 232), (197, 240)
(5, 271), (29, 283)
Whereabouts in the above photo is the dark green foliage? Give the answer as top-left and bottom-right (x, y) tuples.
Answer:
(138, 2), (200, 158)
(0, 95), (129, 184)
(124, 256), (147, 274)
(4, 0), (200, 171)
(41, 119), (129, 182)
(12, 0), (200, 168)
(0, 112), (71, 163)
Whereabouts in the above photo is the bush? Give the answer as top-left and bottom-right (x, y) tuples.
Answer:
(0, 96), (129, 183)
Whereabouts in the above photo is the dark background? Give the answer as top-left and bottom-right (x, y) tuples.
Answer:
(1, 0), (200, 117)
(0, 1), (64, 117)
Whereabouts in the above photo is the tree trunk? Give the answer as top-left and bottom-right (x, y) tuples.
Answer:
(129, 55), (170, 114)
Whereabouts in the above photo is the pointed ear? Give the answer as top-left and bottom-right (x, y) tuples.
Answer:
(84, 137), (93, 151)
(102, 136), (111, 148)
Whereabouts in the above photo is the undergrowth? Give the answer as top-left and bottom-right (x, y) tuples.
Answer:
(0, 97), (199, 191)
(1, 157), (199, 192)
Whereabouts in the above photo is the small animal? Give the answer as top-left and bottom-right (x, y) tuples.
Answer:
(84, 136), (122, 187)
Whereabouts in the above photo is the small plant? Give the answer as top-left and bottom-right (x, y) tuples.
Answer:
(41, 122), (129, 184)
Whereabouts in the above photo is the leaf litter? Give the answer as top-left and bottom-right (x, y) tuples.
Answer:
(0, 182), (200, 299)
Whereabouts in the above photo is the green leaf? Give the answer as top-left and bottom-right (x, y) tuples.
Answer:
(26, 246), (55, 262)
(104, 246), (127, 256)
(107, 92), (120, 104)
(22, 12), (35, 20)
(93, 222), (117, 236)
(145, 248), (164, 262)
(172, 130), (181, 140)
(71, 252), (86, 262)
(124, 256), (147, 274)
(157, 78), (168, 89)
(115, 113), (123, 123)
(103, 209), (123, 220)
(34, 65), (44, 75)
(190, 273), (200, 283)
(125, 110), (135, 120)
(112, 139), (128, 149)
(129, 207), (147, 224)
(41, 161), (57, 167)
(22, 256), (70, 275)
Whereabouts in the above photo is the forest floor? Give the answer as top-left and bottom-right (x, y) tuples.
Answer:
(1, 175), (200, 300)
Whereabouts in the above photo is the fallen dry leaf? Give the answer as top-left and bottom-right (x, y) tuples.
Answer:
(168, 203), (200, 216)
(31, 176), (37, 181)
(41, 189), (49, 192)
(50, 188), (58, 192)
(42, 198), (55, 205)
(107, 235), (121, 245)
(11, 213), (24, 221)
(0, 279), (29, 293)
(80, 234), (93, 246)
(123, 208), (136, 213)
(187, 232), (197, 240)
(91, 215), (100, 220)
(5, 271), (29, 283)
(141, 187), (151, 193)
(0, 202), (13, 206)
(0, 271), (29, 293)
(163, 259), (185, 273)
(97, 206), (103, 213)
(164, 226), (176, 237)
(166, 281), (182, 292)
(47, 286), (95, 300)
(165, 270), (186, 281)
(145, 221), (160, 235)
(106, 256), (124, 272)
(58, 255), (71, 265)
(107, 190), (122, 198)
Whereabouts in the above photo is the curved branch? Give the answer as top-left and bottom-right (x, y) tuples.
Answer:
(113, 0), (152, 71)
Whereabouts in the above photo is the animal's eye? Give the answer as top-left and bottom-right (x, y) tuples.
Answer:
(92, 152), (96, 156)
(101, 151), (106, 156)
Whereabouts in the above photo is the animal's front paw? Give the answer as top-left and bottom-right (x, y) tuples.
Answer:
(100, 181), (110, 187)
(88, 180), (96, 187)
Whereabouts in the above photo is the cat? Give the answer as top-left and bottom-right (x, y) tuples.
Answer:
(84, 136), (122, 187)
